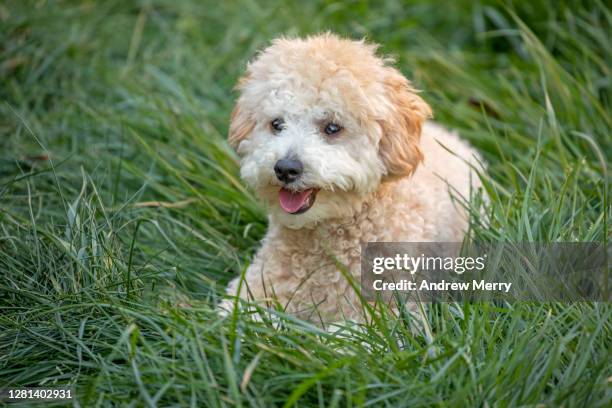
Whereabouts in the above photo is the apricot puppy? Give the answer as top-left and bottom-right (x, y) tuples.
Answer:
(221, 33), (482, 322)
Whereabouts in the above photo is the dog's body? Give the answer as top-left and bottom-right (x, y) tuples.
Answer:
(221, 34), (482, 322)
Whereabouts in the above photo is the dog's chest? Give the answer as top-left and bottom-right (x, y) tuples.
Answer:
(272, 200), (402, 281)
(255, 186), (450, 320)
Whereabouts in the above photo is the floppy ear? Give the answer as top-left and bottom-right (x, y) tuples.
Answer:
(228, 101), (255, 151)
(228, 74), (255, 152)
(378, 69), (432, 180)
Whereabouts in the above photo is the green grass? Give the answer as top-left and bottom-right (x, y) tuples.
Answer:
(1, 0), (610, 406)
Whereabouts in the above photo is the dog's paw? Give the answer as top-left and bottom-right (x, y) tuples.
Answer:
(216, 298), (236, 318)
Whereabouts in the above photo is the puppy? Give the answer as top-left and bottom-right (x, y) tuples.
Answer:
(221, 33), (483, 323)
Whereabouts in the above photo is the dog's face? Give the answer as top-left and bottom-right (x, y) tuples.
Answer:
(229, 34), (431, 229)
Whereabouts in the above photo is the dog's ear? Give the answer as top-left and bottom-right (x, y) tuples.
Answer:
(228, 102), (255, 151)
(228, 74), (255, 151)
(378, 68), (432, 180)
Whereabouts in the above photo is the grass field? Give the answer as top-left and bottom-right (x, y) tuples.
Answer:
(1, 0), (610, 406)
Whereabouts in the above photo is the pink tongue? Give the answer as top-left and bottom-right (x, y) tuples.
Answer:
(279, 188), (311, 213)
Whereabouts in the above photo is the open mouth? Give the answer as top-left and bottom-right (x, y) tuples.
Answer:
(278, 187), (318, 214)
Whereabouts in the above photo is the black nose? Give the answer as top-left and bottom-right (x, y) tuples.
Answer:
(274, 158), (303, 183)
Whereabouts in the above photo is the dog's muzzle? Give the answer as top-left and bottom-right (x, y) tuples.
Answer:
(273, 158), (318, 214)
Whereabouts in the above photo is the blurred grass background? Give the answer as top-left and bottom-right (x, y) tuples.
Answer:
(0, 0), (610, 406)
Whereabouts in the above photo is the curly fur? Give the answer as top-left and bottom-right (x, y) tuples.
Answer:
(221, 33), (483, 322)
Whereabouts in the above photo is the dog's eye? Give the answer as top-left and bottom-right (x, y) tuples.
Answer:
(323, 122), (343, 136)
(270, 118), (285, 133)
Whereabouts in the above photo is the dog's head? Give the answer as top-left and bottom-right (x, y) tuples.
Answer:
(229, 34), (431, 229)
